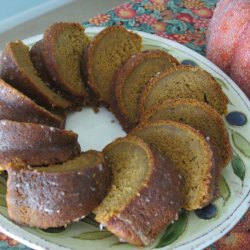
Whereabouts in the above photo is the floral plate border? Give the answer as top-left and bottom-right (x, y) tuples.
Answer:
(0, 27), (249, 250)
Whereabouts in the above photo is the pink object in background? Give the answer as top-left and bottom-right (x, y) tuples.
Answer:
(230, 23), (250, 97)
(206, 0), (250, 98)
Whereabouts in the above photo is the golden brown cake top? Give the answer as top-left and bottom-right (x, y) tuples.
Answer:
(140, 98), (232, 169)
(0, 40), (71, 111)
(6, 150), (111, 229)
(131, 120), (215, 210)
(139, 65), (228, 115)
(0, 120), (80, 168)
(0, 79), (64, 128)
(95, 135), (183, 246)
(112, 49), (179, 131)
(42, 22), (90, 101)
(84, 26), (142, 105)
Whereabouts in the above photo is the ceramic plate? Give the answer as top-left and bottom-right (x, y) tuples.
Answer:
(0, 27), (249, 250)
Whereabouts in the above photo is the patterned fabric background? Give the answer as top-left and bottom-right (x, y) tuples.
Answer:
(0, 0), (249, 249)
(84, 0), (217, 55)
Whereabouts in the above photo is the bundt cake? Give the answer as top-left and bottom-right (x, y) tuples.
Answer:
(112, 50), (179, 131)
(139, 65), (228, 115)
(131, 120), (215, 211)
(83, 26), (142, 105)
(94, 136), (183, 246)
(0, 120), (80, 168)
(0, 24), (233, 247)
(39, 22), (90, 103)
(0, 79), (64, 128)
(0, 40), (71, 111)
(140, 99), (232, 170)
(6, 150), (111, 229)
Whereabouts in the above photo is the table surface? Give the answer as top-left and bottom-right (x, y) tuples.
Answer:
(0, 0), (249, 249)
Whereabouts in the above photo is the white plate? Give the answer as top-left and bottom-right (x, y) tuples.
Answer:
(0, 27), (249, 250)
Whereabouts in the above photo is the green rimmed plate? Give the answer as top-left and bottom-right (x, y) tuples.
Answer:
(0, 27), (249, 250)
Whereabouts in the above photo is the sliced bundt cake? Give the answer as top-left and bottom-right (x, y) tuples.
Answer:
(6, 150), (111, 229)
(139, 66), (228, 115)
(84, 26), (142, 105)
(40, 23), (90, 103)
(131, 120), (215, 211)
(94, 136), (183, 246)
(0, 120), (80, 168)
(112, 50), (179, 131)
(30, 40), (55, 87)
(140, 99), (232, 170)
(0, 40), (71, 111)
(0, 79), (64, 128)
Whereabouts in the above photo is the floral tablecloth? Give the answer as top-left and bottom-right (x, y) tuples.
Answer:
(1, 0), (249, 249)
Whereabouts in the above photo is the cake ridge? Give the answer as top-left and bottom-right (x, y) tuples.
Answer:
(131, 119), (215, 211)
(0, 40), (71, 111)
(41, 22), (90, 103)
(0, 79), (64, 128)
(111, 49), (179, 131)
(95, 135), (183, 246)
(138, 65), (228, 116)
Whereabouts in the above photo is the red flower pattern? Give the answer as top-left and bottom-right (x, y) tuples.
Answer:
(176, 13), (194, 23)
(135, 14), (158, 24)
(144, 3), (165, 11)
(152, 21), (167, 32)
(156, 31), (193, 44)
(89, 14), (111, 25)
(115, 8), (137, 19)
(0, 233), (19, 247)
(150, 0), (168, 4)
(192, 7), (213, 18)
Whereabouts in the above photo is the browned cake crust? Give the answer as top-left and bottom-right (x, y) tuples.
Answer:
(131, 120), (216, 211)
(30, 40), (85, 108)
(139, 65), (228, 116)
(140, 98), (232, 170)
(95, 136), (183, 246)
(0, 41), (71, 111)
(140, 99), (232, 200)
(83, 26), (142, 106)
(30, 40), (55, 90)
(0, 79), (64, 128)
(0, 120), (80, 168)
(42, 22), (90, 103)
(6, 150), (111, 229)
(30, 40), (53, 86)
(111, 50), (179, 131)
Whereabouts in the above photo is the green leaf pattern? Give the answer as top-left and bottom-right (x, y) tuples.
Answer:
(219, 176), (231, 204)
(231, 155), (246, 183)
(232, 131), (250, 157)
(155, 212), (188, 248)
(73, 230), (112, 240)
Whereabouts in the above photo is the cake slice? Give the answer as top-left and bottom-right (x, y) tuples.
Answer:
(0, 79), (64, 128)
(131, 120), (215, 211)
(6, 150), (111, 229)
(0, 120), (80, 168)
(94, 136), (183, 246)
(30, 40), (55, 88)
(140, 99), (232, 170)
(139, 66), (228, 115)
(83, 26), (142, 106)
(41, 23), (90, 104)
(112, 50), (179, 131)
(0, 41), (71, 111)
